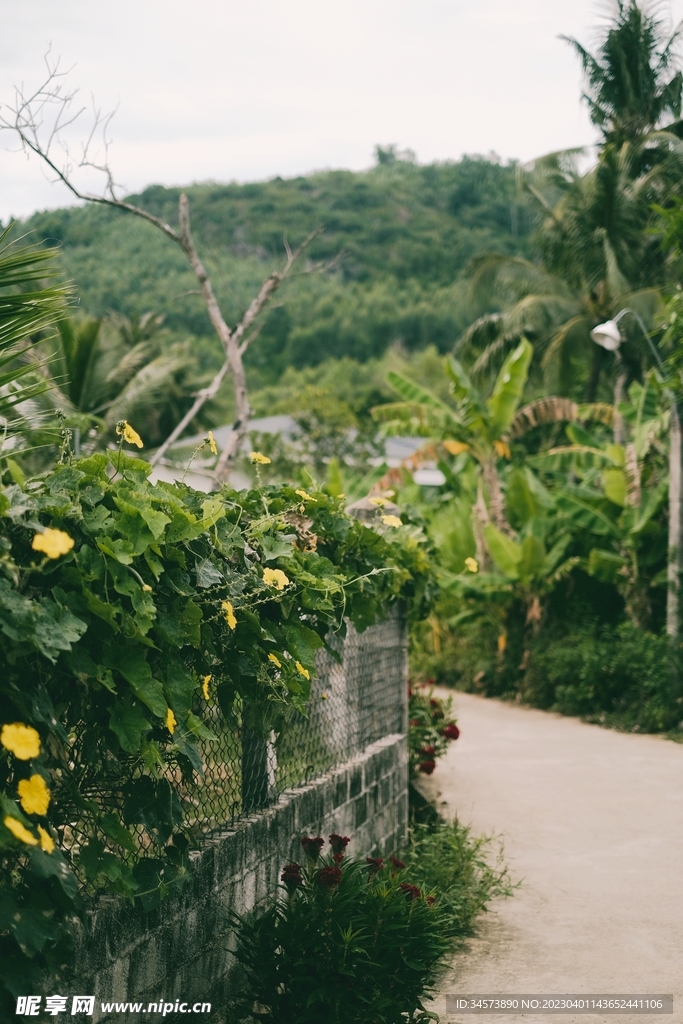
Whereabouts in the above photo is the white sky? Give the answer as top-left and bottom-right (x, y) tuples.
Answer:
(2, 0), (683, 221)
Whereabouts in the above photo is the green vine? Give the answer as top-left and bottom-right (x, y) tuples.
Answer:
(0, 449), (434, 1009)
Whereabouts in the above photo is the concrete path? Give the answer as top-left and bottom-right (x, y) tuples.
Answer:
(418, 691), (683, 1024)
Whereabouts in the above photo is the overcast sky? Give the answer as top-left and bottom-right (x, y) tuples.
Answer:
(2, 0), (683, 221)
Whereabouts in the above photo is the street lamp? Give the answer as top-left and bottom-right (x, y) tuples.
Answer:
(590, 308), (681, 638)
(590, 308), (665, 370)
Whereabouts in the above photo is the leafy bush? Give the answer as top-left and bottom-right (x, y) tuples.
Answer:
(521, 621), (681, 731)
(231, 835), (452, 1024)
(408, 684), (460, 777)
(0, 448), (433, 1013)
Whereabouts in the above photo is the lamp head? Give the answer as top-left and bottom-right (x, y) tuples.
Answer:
(590, 320), (622, 351)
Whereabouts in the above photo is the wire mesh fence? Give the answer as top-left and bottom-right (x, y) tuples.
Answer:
(184, 606), (408, 838)
(64, 608), (407, 890)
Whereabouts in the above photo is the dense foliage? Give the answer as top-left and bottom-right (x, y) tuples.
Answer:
(0, 447), (433, 1012)
(376, 2), (683, 732)
(380, 342), (682, 730)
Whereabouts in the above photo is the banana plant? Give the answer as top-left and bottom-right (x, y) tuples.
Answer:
(445, 463), (579, 626)
(373, 339), (533, 565)
(525, 372), (669, 628)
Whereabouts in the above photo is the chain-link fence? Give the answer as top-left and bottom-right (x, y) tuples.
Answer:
(183, 606), (408, 837)
(65, 609), (407, 887)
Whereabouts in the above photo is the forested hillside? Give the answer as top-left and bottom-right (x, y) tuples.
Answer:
(18, 154), (532, 384)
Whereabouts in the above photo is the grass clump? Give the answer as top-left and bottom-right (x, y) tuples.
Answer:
(404, 820), (515, 940)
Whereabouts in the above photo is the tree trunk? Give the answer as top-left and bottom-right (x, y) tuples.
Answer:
(613, 352), (627, 445)
(472, 476), (493, 572)
(483, 461), (515, 536)
(585, 344), (604, 403)
(667, 404), (682, 638)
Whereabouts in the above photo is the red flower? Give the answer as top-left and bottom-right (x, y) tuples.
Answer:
(419, 745), (436, 756)
(329, 833), (351, 855)
(426, 894), (436, 906)
(333, 852), (345, 864)
(409, 718), (420, 727)
(366, 856), (384, 873)
(317, 866), (342, 887)
(429, 698), (444, 719)
(281, 863), (303, 889)
(441, 723), (460, 741)
(389, 856), (406, 870)
(400, 882), (422, 901)
(419, 760), (436, 775)
(301, 836), (325, 859)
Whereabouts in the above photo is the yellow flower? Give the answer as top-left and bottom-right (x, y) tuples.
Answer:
(442, 440), (470, 456)
(268, 653), (282, 669)
(1, 723), (41, 760)
(493, 439), (511, 460)
(142, 583), (153, 593)
(464, 557), (479, 573)
(18, 774), (50, 816)
(249, 451), (271, 465)
(262, 568), (290, 590)
(31, 528), (74, 560)
(222, 600), (237, 629)
(165, 708), (177, 734)
(295, 661), (310, 680)
(381, 515), (402, 528)
(202, 674), (212, 701)
(369, 496), (389, 507)
(3, 816), (38, 846)
(295, 489), (316, 502)
(498, 633), (507, 654)
(207, 431), (218, 455)
(117, 421), (143, 448)
(37, 825), (55, 854)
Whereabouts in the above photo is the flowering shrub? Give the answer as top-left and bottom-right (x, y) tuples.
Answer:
(408, 682), (460, 776)
(0, 451), (434, 1012)
(231, 835), (451, 1023)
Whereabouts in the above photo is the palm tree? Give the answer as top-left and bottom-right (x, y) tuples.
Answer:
(46, 312), (193, 449)
(0, 224), (70, 448)
(460, 145), (667, 400)
(562, 0), (682, 146)
(460, 2), (683, 402)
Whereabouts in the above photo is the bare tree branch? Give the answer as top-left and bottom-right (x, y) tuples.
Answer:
(1, 58), (327, 483)
(212, 226), (322, 481)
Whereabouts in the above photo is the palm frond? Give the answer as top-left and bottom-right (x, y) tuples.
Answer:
(103, 353), (189, 431)
(0, 225), (70, 431)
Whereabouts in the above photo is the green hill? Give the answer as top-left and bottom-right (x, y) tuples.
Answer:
(18, 154), (532, 386)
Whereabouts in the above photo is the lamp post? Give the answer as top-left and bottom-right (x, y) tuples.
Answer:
(591, 309), (682, 638)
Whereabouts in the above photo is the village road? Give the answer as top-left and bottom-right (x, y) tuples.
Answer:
(418, 691), (683, 1024)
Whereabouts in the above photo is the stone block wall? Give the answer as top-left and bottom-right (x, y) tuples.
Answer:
(74, 731), (408, 1023)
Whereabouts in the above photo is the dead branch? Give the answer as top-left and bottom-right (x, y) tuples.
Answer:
(1, 57), (326, 482)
